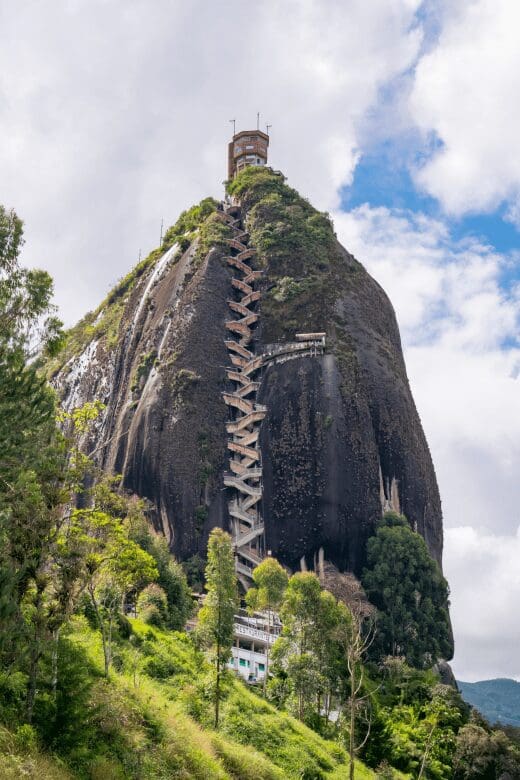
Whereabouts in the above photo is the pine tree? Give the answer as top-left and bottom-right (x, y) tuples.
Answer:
(362, 512), (452, 667)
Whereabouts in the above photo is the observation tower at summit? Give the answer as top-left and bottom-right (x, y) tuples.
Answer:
(227, 129), (269, 179)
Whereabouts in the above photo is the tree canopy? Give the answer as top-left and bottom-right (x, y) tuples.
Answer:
(362, 512), (452, 667)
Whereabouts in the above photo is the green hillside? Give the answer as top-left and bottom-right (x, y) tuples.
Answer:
(0, 618), (376, 779)
(458, 679), (520, 727)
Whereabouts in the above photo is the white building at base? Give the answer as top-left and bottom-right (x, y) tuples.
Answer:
(228, 610), (281, 683)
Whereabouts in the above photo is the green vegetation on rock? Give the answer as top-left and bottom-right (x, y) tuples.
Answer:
(46, 197), (220, 379)
(130, 349), (157, 394)
(226, 166), (354, 343)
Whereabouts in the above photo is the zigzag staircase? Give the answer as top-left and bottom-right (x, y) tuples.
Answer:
(217, 204), (266, 589)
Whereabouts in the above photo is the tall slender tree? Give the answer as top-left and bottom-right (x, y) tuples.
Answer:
(197, 528), (237, 727)
(0, 202), (65, 684)
(337, 606), (377, 780)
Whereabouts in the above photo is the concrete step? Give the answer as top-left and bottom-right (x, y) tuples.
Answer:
(227, 237), (248, 252)
(222, 392), (254, 415)
(226, 369), (251, 386)
(226, 255), (251, 274)
(225, 340), (253, 360)
(225, 320), (253, 339)
(234, 429), (259, 446)
(224, 475), (262, 497)
(240, 356), (263, 376)
(227, 299), (253, 318)
(232, 277), (253, 296)
(235, 381), (260, 398)
(228, 500), (257, 524)
(238, 545), (263, 565)
(226, 409), (266, 433)
(235, 560), (253, 579)
(229, 458), (257, 475)
(241, 290), (261, 307)
(234, 466), (262, 479)
(243, 270), (263, 284)
(214, 210), (239, 227)
(242, 493), (262, 511)
(237, 248), (256, 261)
(228, 440), (260, 460)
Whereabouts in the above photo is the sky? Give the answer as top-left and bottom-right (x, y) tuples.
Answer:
(1, 0), (519, 682)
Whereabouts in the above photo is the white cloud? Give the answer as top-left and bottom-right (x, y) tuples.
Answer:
(409, 0), (520, 216)
(445, 525), (520, 681)
(0, 0), (422, 324)
(334, 204), (520, 678)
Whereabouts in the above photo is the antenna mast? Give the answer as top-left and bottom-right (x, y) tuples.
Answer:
(229, 118), (236, 137)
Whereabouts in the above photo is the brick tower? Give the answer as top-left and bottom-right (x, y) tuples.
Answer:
(228, 130), (269, 179)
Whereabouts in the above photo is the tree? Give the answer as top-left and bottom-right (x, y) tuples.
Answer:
(453, 721), (520, 780)
(128, 513), (193, 630)
(0, 204), (64, 498)
(245, 556), (288, 692)
(197, 528), (237, 727)
(0, 204), (63, 359)
(71, 508), (157, 676)
(273, 572), (345, 723)
(361, 512), (452, 667)
(0, 203), (65, 692)
(336, 606), (377, 780)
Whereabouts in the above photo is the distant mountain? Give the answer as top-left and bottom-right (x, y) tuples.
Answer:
(458, 678), (520, 727)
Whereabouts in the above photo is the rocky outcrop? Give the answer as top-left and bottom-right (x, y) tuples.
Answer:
(52, 168), (445, 587)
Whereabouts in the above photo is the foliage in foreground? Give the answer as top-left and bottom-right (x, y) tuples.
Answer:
(0, 617), (374, 779)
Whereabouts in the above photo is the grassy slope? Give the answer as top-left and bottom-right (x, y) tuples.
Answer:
(0, 618), (377, 779)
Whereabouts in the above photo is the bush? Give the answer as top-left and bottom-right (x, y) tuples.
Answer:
(0, 670), (28, 725)
(142, 654), (177, 680)
(139, 604), (164, 628)
(14, 724), (38, 754)
(90, 755), (126, 779)
(137, 584), (168, 628)
(116, 612), (132, 639)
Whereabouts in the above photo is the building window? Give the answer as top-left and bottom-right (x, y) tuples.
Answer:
(239, 658), (250, 668)
(258, 663), (265, 672)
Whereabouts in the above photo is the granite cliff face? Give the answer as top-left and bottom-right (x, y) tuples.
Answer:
(50, 168), (444, 584)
